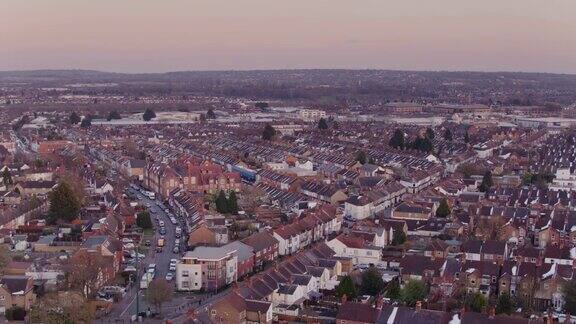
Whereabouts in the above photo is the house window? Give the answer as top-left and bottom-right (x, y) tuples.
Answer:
(182, 271), (189, 277)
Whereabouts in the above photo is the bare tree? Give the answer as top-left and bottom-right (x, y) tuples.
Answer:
(145, 279), (173, 314)
(518, 276), (537, 315)
(240, 185), (265, 214)
(66, 250), (108, 299)
(60, 171), (87, 206)
(29, 291), (95, 324)
(0, 245), (11, 274)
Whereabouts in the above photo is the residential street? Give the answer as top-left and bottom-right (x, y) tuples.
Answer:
(105, 185), (186, 322)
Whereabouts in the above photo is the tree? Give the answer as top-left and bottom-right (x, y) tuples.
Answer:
(444, 129), (453, 141)
(0, 245), (11, 274)
(436, 198), (451, 218)
(107, 110), (121, 121)
(563, 279), (576, 315)
(240, 186), (264, 215)
(206, 108), (216, 119)
(80, 115), (92, 128)
(60, 172), (86, 205)
(360, 267), (385, 296)
(401, 280), (427, 307)
(465, 292), (487, 313)
(69, 112), (81, 125)
(385, 278), (401, 300)
(227, 191), (239, 214)
(318, 118), (329, 130)
(496, 293), (514, 315)
(410, 136), (433, 153)
(48, 181), (81, 224)
(66, 250), (107, 299)
(146, 279), (173, 314)
(29, 291), (95, 324)
(262, 124), (276, 141)
(478, 170), (493, 192)
(215, 190), (228, 213)
(137, 211), (153, 229)
(335, 275), (358, 299)
(389, 129), (405, 149)
(355, 151), (367, 165)
(426, 127), (435, 139)
(143, 108), (156, 121)
(391, 230), (406, 246)
(2, 168), (12, 186)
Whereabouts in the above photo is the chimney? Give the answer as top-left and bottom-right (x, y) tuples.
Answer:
(341, 294), (348, 305)
(488, 307), (495, 319)
(415, 301), (422, 312)
(376, 297), (383, 310)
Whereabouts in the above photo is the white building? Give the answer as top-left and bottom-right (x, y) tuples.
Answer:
(298, 109), (326, 121)
(549, 167), (576, 192)
(175, 247), (238, 292)
(326, 234), (382, 266)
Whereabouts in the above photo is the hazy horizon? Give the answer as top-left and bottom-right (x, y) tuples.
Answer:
(2, 0), (575, 74)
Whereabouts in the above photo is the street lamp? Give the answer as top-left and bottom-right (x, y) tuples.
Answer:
(135, 245), (140, 320)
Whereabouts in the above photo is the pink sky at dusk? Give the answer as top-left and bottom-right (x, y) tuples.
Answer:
(1, 0), (575, 73)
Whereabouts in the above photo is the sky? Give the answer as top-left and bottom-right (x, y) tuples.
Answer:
(1, 0), (575, 74)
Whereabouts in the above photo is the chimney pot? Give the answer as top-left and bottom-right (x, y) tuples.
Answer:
(415, 300), (422, 312)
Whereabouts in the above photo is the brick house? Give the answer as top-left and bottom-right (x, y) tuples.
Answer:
(0, 275), (36, 314)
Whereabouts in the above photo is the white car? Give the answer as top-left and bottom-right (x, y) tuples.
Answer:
(165, 273), (174, 281)
(169, 264), (176, 272)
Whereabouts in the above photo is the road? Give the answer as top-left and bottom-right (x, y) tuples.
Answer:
(106, 184), (185, 321)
